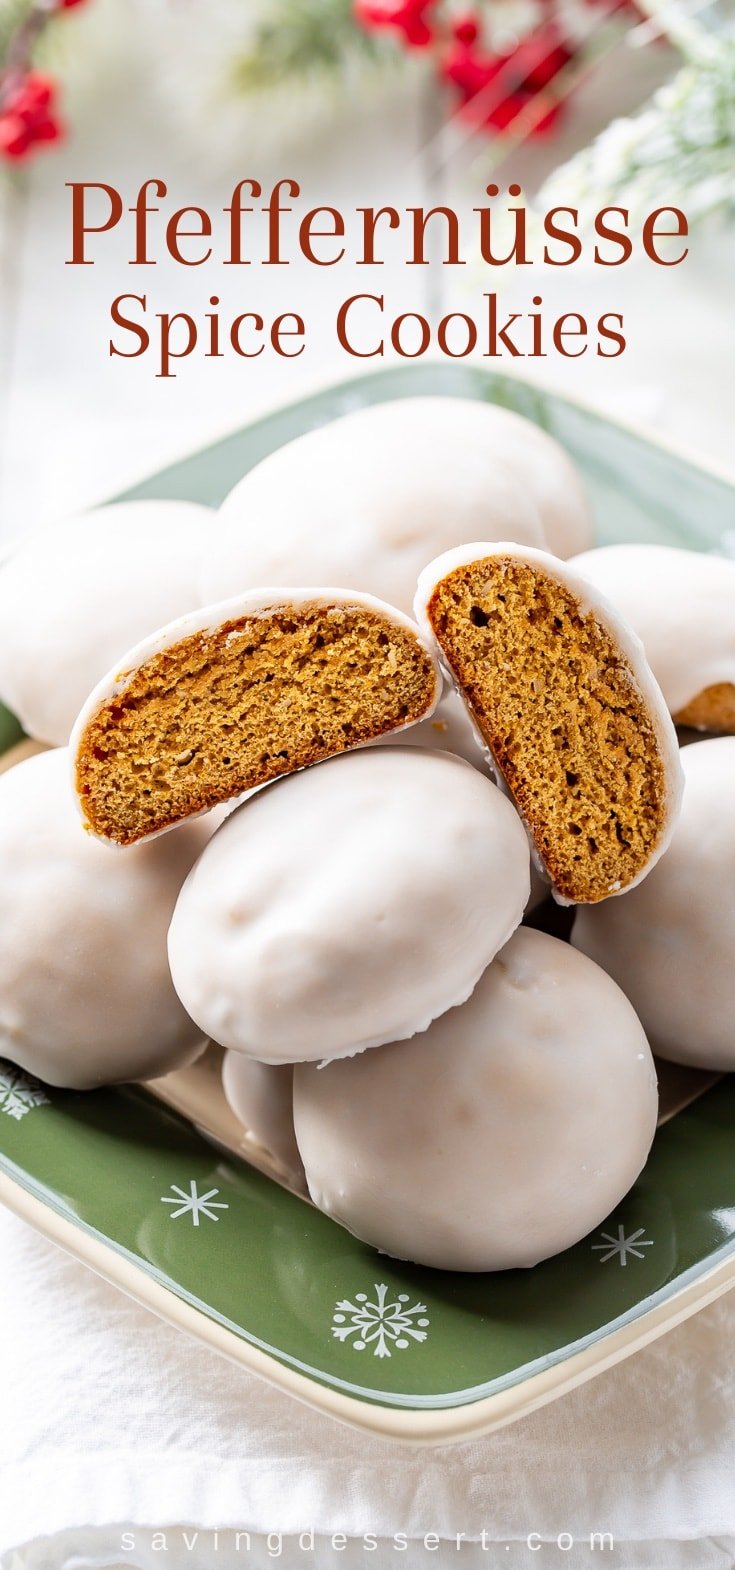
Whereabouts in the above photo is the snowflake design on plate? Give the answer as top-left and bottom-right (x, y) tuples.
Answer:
(0, 1063), (50, 1122)
(591, 1223), (653, 1266)
(331, 1283), (430, 1359)
(160, 1180), (229, 1226)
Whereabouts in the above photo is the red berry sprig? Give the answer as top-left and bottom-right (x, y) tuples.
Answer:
(355, 0), (581, 138)
(0, 0), (90, 163)
(0, 69), (62, 158)
(443, 17), (574, 134)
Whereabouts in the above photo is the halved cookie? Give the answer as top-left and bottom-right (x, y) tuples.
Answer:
(72, 589), (440, 845)
(415, 543), (682, 904)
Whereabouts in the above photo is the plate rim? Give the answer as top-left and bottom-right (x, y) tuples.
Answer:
(4, 1167), (735, 1446)
(4, 364), (735, 1444)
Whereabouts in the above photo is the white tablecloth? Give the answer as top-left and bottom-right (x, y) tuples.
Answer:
(3, 17), (735, 1566)
(2, 1202), (735, 1567)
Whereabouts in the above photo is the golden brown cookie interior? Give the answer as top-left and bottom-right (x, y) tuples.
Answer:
(75, 603), (436, 845)
(425, 556), (667, 904)
(674, 682), (735, 735)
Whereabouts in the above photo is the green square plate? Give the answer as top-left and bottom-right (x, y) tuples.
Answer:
(1, 364), (735, 1446)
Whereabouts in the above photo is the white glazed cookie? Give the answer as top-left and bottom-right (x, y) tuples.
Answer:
(0, 501), (212, 746)
(572, 544), (735, 732)
(0, 749), (207, 1089)
(222, 1054), (304, 1188)
(415, 541), (683, 904)
(293, 927), (658, 1272)
(202, 398), (592, 615)
(168, 747), (531, 1064)
(573, 737), (735, 1070)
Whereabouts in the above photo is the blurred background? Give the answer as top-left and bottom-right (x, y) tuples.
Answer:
(0, 0), (733, 536)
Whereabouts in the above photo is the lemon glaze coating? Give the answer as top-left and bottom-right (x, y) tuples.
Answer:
(573, 737), (735, 1070)
(0, 501), (211, 746)
(222, 1054), (304, 1189)
(0, 749), (207, 1090)
(294, 927), (658, 1272)
(573, 544), (735, 731)
(202, 398), (592, 616)
(380, 686), (549, 911)
(167, 746), (531, 1064)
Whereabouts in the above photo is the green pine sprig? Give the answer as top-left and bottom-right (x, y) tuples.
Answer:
(229, 0), (399, 98)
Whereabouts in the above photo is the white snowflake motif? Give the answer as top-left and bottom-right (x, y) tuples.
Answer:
(0, 1063), (50, 1122)
(160, 1180), (229, 1227)
(331, 1284), (430, 1359)
(592, 1224), (654, 1266)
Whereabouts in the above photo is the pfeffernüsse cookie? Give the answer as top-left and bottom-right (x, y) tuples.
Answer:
(202, 398), (592, 616)
(0, 501), (211, 746)
(573, 543), (735, 732)
(293, 927), (658, 1271)
(573, 737), (735, 1070)
(416, 542), (683, 904)
(0, 748), (207, 1089)
(167, 747), (531, 1064)
(222, 1053), (304, 1189)
(71, 589), (440, 845)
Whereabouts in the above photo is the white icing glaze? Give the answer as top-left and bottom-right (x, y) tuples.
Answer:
(572, 544), (735, 717)
(70, 586), (441, 844)
(573, 736), (735, 1070)
(293, 927), (658, 1272)
(414, 540), (684, 901)
(222, 1053), (304, 1187)
(380, 687), (549, 911)
(0, 501), (212, 746)
(202, 398), (591, 616)
(168, 746), (531, 1064)
(0, 749), (207, 1089)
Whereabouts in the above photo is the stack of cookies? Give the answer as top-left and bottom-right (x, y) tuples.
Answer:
(0, 395), (730, 1274)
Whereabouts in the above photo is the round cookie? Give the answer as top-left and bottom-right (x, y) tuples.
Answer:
(222, 1054), (304, 1188)
(0, 748), (207, 1089)
(168, 747), (531, 1064)
(573, 544), (735, 732)
(0, 500), (212, 746)
(202, 398), (591, 616)
(573, 737), (735, 1070)
(416, 541), (683, 904)
(294, 927), (658, 1272)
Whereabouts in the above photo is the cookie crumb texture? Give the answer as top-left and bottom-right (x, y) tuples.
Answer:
(75, 604), (436, 845)
(427, 557), (667, 903)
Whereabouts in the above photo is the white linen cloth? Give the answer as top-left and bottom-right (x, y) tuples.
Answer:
(2, 1204), (735, 1569)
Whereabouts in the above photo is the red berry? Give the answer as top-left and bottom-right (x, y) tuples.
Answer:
(0, 71), (64, 160)
(452, 12), (480, 44)
(442, 21), (574, 138)
(0, 114), (32, 158)
(354, 0), (436, 47)
(12, 71), (55, 111)
(441, 43), (502, 98)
